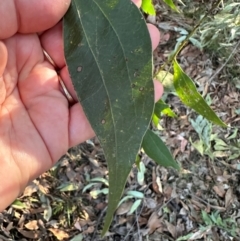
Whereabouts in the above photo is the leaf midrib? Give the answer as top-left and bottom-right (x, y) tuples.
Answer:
(93, 0), (137, 117)
(74, 0), (140, 164)
(74, 0), (118, 155)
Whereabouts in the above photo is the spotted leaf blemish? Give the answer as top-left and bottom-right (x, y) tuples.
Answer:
(77, 66), (82, 72)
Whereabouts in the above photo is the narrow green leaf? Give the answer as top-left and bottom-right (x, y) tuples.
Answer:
(141, 0), (156, 15)
(163, 0), (179, 12)
(43, 199), (52, 221)
(70, 234), (83, 241)
(176, 233), (195, 241)
(82, 183), (97, 193)
(11, 200), (27, 210)
(142, 130), (180, 170)
(137, 161), (146, 185)
(137, 171), (144, 185)
(128, 199), (142, 214)
(64, 0), (153, 235)
(90, 188), (109, 199)
(90, 177), (109, 186)
(118, 195), (133, 207)
(212, 212), (223, 226)
(173, 59), (227, 127)
(135, 155), (141, 168)
(57, 182), (79, 192)
(152, 113), (159, 127)
(126, 190), (144, 199)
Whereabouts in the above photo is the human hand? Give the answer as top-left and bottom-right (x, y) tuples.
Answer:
(0, 0), (163, 211)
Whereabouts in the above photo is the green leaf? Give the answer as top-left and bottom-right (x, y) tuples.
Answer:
(235, 108), (240, 115)
(43, 198), (52, 221)
(126, 190), (144, 199)
(135, 155), (141, 168)
(176, 233), (195, 241)
(154, 100), (168, 114)
(128, 199), (142, 214)
(82, 183), (97, 193)
(163, 0), (179, 12)
(201, 210), (213, 226)
(57, 182), (79, 192)
(64, 0), (153, 235)
(70, 234), (83, 241)
(141, 0), (155, 15)
(90, 177), (109, 186)
(190, 115), (212, 147)
(11, 200), (27, 210)
(90, 188), (109, 199)
(214, 139), (228, 151)
(142, 129), (180, 170)
(152, 113), (159, 127)
(216, 214), (224, 226)
(173, 59), (227, 127)
(154, 99), (177, 118)
(227, 128), (238, 140)
(118, 195), (133, 207)
(190, 138), (205, 156)
(156, 70), (175, 93)
(137, 161), (146, 185)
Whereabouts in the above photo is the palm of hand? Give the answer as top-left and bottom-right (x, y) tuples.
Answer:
(2, 33), (70, 162)
(0, 33), (71, 206)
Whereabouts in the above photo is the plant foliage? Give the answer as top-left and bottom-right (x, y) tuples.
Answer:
(64, 0), (154, 235)
(63, 0), (227, 235)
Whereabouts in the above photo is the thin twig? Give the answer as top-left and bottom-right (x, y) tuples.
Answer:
(208, 40), (240, 83)
(123, 200), (145, 241)
(90, 206), (107, 241)
(189, 193), (226, 211)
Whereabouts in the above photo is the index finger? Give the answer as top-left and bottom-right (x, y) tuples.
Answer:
(0, 0), (70, 39)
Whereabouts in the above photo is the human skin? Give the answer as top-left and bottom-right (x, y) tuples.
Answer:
(0, 0), (163, 211)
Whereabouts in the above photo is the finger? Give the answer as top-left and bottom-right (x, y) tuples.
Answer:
(0, 0), (71, 39)
(69, 103), (95, 148)
(0, 41), (7, 76)
(40, 22), (66, 69)
(154, 80), (164, 102)
(0, 41), (8, 104)
(147, 24), (160, 50)
(0, 1), (18, 39)
(132, 0), (142, 8)
(132, 0), (160, 50)
(60, 66), (78, 100)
